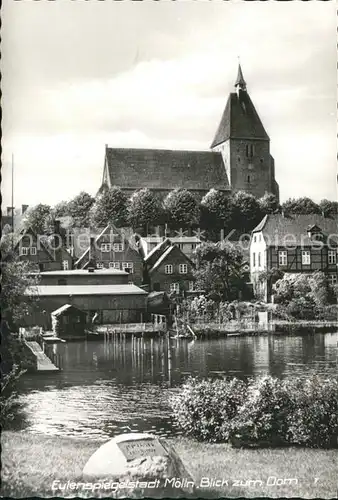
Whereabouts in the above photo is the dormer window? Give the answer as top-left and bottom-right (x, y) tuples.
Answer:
(307, 224), (323, 240)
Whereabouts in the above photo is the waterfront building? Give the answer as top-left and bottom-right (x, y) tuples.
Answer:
(250, 213), (338, 301)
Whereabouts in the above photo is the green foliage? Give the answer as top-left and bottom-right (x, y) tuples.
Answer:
(281, 197), (321, 215)
(127, 188), (163, 232)
(258, 193), (280, 214)
(22, 204), (54, 234)
(53, 200), (70, 218)
(170, 377), (248, 442)
(0, 259), (40, 326)
(319, 199), (338, 218)
(0, 365), (26, 428)
(171, 375), (338, 448)
(200, 189), (233, 234)
(273, 271), (332, 319)
(163, 189), (199, 228)
(230, 191), (263, 232)
(193, 242), (246, 301)
(68, 191), (95, 227)
(91, 187), (128, 227)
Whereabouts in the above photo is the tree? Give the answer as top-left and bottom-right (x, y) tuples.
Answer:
(163, 189), (200, 229)
(230, 191), (263, 232)
(91, 187), (128, 228)
(281, 197), (321, 215)
(22, 204), (54, 234)
(193, 242), (246, 301)
(200, 189), (233, 236)
(68, 191), (95, 227)
(319, 199), (338, 218)
(127, 188), (163, 233)
(53, 200), (70, 218)
(0, 259), (39, 329)
(259, 193), (280, 214)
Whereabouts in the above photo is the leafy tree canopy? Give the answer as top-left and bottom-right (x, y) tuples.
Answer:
(230, 191), (263, 232)
(319, 199), (338, 218)
(22, 204), (54, 235)
(163, 189), (200, 229)
(258, 193), (280, 215)
(127, 188), (163, 233)
(281, 197), (321, 215)
(193, 242), (246, 301)
(91, 187), (128, 228)
(68, 191), (95, 228)
(200, 189), (233, 233)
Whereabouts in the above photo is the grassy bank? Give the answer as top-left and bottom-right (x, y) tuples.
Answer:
(1, 431), (337, 498)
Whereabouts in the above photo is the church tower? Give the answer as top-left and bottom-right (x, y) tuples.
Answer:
(211, 65), (279, 201)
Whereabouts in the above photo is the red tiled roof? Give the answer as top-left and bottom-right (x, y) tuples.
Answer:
(105, 147), (230, 191)
(211, 91), (269, 148)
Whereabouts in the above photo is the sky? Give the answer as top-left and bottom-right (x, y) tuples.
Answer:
(2, 0), (337, 209)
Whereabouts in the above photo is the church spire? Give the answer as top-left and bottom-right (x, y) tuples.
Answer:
(234, 64), (247, 91)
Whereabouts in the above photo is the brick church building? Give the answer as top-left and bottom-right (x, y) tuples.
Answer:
(99, 65), (279, 201)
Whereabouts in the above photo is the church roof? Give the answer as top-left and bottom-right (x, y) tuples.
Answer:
(211, 91), (269, 148)
(105, 148), (230, 191)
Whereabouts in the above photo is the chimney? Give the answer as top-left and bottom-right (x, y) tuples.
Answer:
(54, 220), (61, 234)
(7, 206), (15, 217)
(22, 204), (29, 215)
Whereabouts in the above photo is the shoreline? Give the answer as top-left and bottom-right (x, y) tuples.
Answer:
(1, 430), (337, 498)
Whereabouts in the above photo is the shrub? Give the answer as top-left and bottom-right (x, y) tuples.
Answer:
(286, 376), (338, 448)
(170, 377), (247, 442)
(0, 365), (26, 428)
(170, 375), (338, 448)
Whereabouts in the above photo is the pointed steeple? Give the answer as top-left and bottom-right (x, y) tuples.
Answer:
(234, 64), (246, 91)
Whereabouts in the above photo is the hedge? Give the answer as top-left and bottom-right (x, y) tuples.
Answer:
(170, 375), (338, 448)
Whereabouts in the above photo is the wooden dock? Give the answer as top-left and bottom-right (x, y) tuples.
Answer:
(25, 341), (59, 372)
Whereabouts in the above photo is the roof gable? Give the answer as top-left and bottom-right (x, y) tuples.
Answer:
(105, 147), (230, 191)
(211, 91), (269, 148)
(252, 214), (338, 246)
(149, 243), (194, 274)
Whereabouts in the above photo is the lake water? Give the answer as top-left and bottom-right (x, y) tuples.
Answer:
(16, 332), (337, 441)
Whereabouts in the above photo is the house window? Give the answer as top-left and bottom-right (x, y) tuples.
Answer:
(30, 247), (37, 255)
(170, 283), (179, 293)
(179, 264), (188, 274)
(253, 235), (257, 243)
(258, 234), (262, 242)
(20, 247), (29, 256)
(191, 243), (196, 250)
(328, 274), (337, 286)
(97, 262), (104, 269)
(258, 253), (261, 267)
(245, 144), (255, 158)
(101, 243), (111, 252)
(62, 260), (69, 270)
(165, 264), (173, 274)
(109, 262), (120, 269)
(188, 281), (195, 291)
(278, 251), (287, 266)
(122, 262), (134, 273)
(302, 251), (311, 265)
(113, 243), (124, 252)
(252, 253), (256, 267)
(328, 250), (337, 265)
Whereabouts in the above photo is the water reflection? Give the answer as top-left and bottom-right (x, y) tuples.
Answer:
(17, 332), (337, 440)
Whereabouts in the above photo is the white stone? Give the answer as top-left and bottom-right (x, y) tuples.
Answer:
(83, 433), (195, 497)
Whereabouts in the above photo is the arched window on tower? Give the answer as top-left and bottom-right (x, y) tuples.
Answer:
(247, 175), (251, 183)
